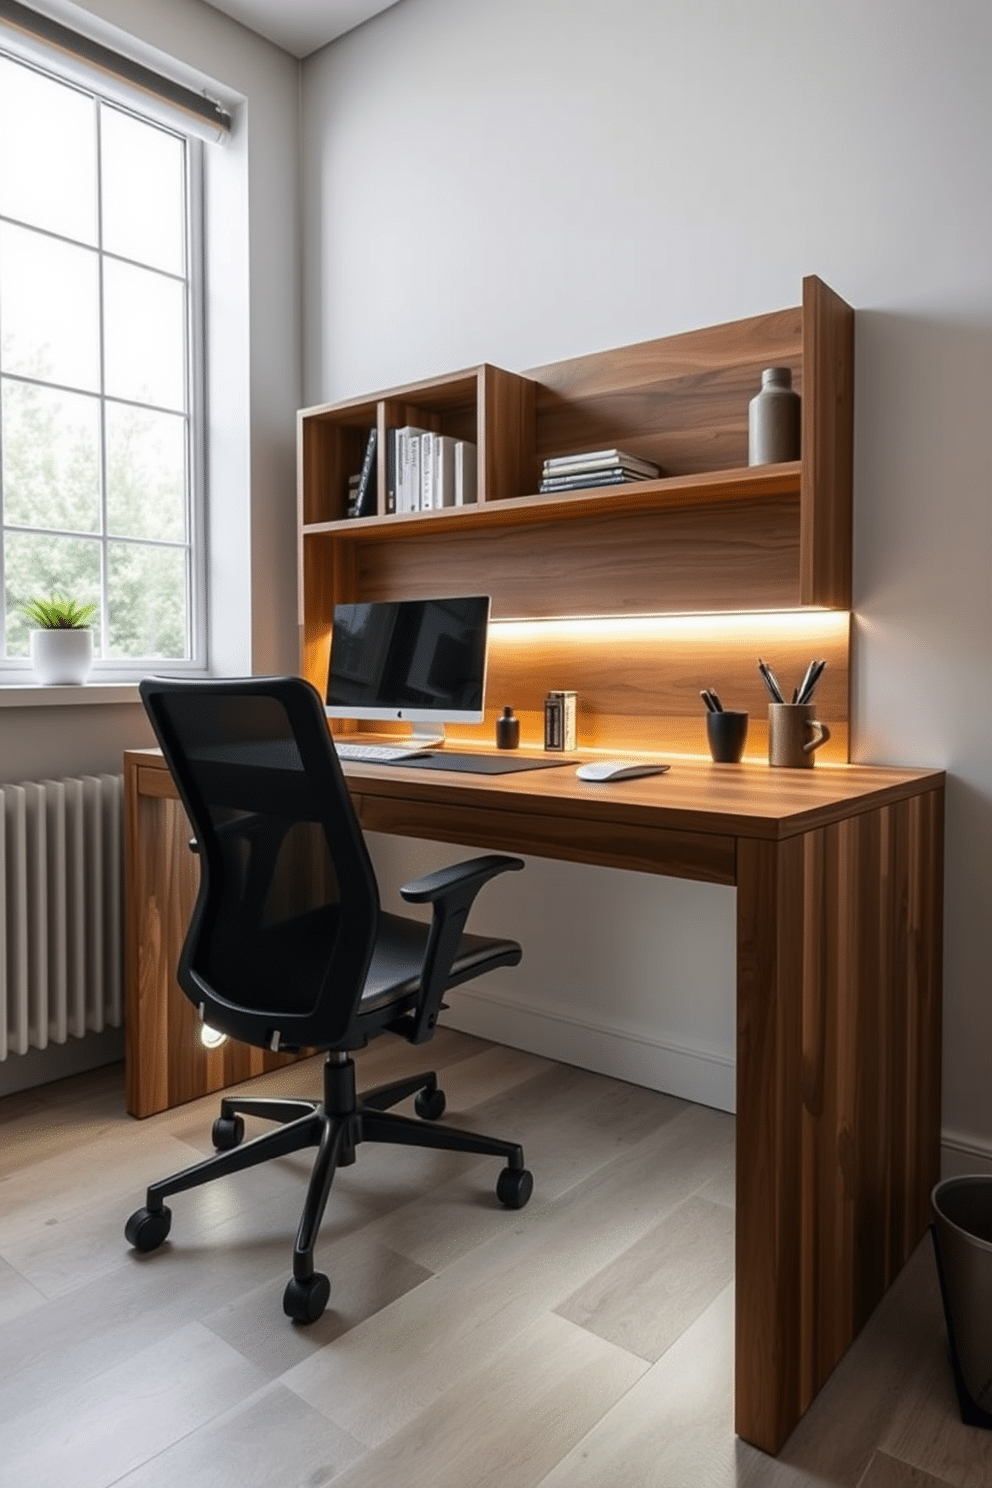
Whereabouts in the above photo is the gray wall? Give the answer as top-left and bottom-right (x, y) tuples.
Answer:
(300, 0), (992, 1162)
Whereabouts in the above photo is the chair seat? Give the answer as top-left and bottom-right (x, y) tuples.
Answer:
(363, 912), (522, 1012)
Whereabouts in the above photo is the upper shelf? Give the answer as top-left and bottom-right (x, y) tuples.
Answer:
(301, 461), (802, 539)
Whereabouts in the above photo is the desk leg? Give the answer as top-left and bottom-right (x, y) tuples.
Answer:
(734, 790), (943, 1454)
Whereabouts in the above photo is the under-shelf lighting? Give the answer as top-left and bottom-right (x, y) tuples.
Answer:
(200, 1024), (228, 1050)
(491, 609), (849, 645)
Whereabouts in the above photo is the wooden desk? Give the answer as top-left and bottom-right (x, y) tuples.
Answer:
(124, 746), (944, 1456)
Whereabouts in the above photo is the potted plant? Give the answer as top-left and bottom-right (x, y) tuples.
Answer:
(20, 594), (98, 685)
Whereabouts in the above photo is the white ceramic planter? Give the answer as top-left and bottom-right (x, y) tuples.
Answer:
(29, 627), (94, 685)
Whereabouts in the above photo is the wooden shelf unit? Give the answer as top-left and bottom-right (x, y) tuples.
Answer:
(297, 275), (854, 756)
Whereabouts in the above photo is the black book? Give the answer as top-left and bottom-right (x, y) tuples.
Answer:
(385, 428), (397, 513)
(353, 427), (378, 517)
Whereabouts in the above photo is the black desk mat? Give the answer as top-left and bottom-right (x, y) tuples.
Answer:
(394, 752), (573, 775)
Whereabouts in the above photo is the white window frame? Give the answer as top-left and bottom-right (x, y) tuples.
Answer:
(0, 33), (210, 681)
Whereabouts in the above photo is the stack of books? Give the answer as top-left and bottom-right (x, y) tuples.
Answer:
(385, 428), (477, 513)
(539, 448), (662, 493)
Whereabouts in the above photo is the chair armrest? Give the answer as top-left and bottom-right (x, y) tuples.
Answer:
(396, 855), (523, 1045)
(400, 854), (524, 907)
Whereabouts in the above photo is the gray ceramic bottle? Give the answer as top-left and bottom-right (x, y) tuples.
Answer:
(748, 367), (801, 465)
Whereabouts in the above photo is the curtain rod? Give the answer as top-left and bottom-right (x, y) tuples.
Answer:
(0, 0), (232, 134)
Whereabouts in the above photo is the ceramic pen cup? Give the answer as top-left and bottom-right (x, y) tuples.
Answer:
(706, 710), (749, 764)
(768, 703), (831, 768)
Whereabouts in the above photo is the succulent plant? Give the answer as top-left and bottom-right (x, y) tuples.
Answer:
(19, 594), (98, 630)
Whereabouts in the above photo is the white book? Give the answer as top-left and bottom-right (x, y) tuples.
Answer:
(395, 426), (431, 512)
(420, 431), (435, 512)
(395, 428), (407, 512)
(397, 428), (410, 513)
(404, 433), (417, 514)
(408, 434), (422, 512)
(543, 447), (660, 479)
(434, 434), (456, 508)
(454, 440), (477, 506)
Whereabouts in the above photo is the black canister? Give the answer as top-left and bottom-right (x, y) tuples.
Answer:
(496, 706), (520, 749)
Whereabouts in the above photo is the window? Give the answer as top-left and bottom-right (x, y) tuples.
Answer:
(0, 48), (204, 675)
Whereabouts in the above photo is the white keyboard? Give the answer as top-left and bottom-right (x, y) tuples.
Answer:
(334, 741), (432, 763)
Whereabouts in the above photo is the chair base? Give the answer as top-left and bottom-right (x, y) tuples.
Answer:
(126, 1051), (532, 1323)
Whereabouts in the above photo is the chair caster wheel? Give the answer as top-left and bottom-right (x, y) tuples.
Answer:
(125, 1205), (172, 1251)
(212, 1114), (245, 1150)
(496, 1166), (533, 1210)
(283, 1272), (331, 1324)
(414, 1086), (446, 1121)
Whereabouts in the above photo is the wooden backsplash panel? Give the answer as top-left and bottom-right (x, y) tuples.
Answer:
(351, 495), (802, 618)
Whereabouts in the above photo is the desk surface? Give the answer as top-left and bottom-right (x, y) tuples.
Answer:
(321, 749), (944, 890)
(336, 749), (942, 837)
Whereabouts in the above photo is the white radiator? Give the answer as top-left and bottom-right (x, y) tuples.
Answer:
(0, 774), (123, 1061)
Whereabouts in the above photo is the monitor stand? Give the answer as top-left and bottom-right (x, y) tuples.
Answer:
(408, 725), (446, 749)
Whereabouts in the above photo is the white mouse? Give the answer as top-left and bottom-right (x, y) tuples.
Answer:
(575, 760), (670, 783)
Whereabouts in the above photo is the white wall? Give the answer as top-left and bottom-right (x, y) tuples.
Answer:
(301, 0), (992, 1157)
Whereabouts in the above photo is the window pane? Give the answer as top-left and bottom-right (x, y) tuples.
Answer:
(107, 541), (187, 658)
(4, 530), (102, 656)
(106, 402), (186, 541)
(102, 107), (185, 275)
(0, 57), (97, 243)
(0, 224), (100, 390)
(1, 380), (101, 533)
(103, 259), (186, 410)
(0, 62), (200, 675)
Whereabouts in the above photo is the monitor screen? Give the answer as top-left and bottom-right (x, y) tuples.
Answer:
(325, 595), (491, 727)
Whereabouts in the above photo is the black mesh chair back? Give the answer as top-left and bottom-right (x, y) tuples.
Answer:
(139, 674), (380, 1051)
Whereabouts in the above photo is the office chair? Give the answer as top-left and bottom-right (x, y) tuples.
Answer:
(125, 675), (532, 1323)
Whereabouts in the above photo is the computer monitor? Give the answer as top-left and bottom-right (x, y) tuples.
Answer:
(325, 595), (491, 745)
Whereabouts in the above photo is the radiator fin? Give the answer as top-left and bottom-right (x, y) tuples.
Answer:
(1, 774), (123, 1061)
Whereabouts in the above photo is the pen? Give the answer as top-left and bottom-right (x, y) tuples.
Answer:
(757, 659), (785, 704)
(797, 659), (826, 705)
(795, 659), (818, 705)
(700, 689), (722, 713)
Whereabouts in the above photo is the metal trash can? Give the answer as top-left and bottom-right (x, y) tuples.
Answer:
(931, 1175), (992, 1427)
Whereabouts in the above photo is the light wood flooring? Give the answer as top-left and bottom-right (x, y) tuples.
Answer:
(1, 1028), (989, 1488)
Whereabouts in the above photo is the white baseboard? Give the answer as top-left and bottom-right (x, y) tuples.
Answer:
(444, 991), (992, 1171)
(442, 985), (736, 1114)
(940, 1129), (992, 1178)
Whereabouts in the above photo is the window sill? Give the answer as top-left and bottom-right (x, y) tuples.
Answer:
(0, 682), (141, 708)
